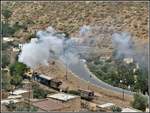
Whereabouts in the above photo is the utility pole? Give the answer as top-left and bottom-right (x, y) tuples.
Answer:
(65, 62), (68, 80)
(63, 41), (68, 81)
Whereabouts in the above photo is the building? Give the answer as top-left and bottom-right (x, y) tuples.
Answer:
(32, 98), (70, 112)
(121, 107), (141, 112)
(97, 103), (115, 112)
(47, 93), (81, 112)
(123, 57), (133, 64)
(3, 37), (14, 42)
(10, 89), (33, 99)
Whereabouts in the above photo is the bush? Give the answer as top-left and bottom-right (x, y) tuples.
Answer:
(2, 22), (16, 37)
(111, 105), (122, 112)
(131, 93), (148, 111)
(32, 84), (49, 99)
(2, 9), (12, 20)
(9, 61), (27, 76)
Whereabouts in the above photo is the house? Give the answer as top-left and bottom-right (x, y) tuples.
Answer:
(47, 93), (81, 112)
(31, 98), (70, 112)
(97, 103), (115, 112)
(123, 57), (133, 64)
(3, 37), (14, 42)
(10, 89), (33, 99)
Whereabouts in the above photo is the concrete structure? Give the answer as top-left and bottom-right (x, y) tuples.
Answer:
(1, 99), (22, 105)
(123, 57), (133, 64)
(122, 107), (141, 112)
(3, 37), (14, 42)
(32, 98), (70, 112)
(47, 93), (81, 112)
(97, 103), (115, 112)
(10, 89), (33, 99)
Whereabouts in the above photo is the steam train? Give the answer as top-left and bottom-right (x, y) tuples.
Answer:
(32, 72), (62, 90)
(23, 71), (95, 100)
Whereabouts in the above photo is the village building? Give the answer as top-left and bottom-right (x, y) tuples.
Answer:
(97, 102), (115, 112)
(9, 89), (33, 99)
(47, 93), (81, 112)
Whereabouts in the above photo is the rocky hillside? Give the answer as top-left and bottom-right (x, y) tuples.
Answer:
(2, 1), (148, 39)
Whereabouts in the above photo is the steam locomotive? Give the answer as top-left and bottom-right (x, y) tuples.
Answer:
(23, 71), (95, 100)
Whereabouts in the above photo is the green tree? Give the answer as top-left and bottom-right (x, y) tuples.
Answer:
(10, 74), (23, 88)
(132, 93), (148, 111)
(134, 68), (148, 94)
(9, 61), (27, 76)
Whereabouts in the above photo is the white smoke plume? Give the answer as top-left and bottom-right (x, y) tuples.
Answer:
(112, 32), (134, 59)
(18, 26), (89, 69)
(112, 32), (148, 68)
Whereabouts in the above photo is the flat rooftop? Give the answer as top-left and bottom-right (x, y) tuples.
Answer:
(32, 98), (69, 111)
(1, 99), (21, 105)
(98, 103), (115, 108)
(47, 93), (79, 101)
(10, 89), (29, 95)
(122, 108), (141, 112)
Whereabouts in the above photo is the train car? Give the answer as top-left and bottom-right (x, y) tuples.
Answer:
(33, 74), (53, 86)
(32, 73), (62, 90)
(49, 79), (62, 90)
(78, 89), (94, 100)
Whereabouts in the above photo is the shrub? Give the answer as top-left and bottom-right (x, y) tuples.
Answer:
(131, 93), (148, 111)
(111, 105), (122, 112)
(32, 84), (49, 99)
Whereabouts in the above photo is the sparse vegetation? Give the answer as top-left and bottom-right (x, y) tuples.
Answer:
(2, 8), (12, 22)
(131, 93), (148, 111)
(111, 105), (122, 112)
(32, 84), (49, 99)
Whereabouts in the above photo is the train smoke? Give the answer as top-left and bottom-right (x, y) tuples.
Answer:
(18, 26), (89, 69)
(112, 32), (148, 68)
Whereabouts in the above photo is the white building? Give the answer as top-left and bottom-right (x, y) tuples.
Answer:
(47, 93), (81, 112)
(3, 37), (14, 42)
(47, 93), (79, 102)
(1, 99), (21, 105)
(123, 58), (133, 64)
(97, 103), (115, 112)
